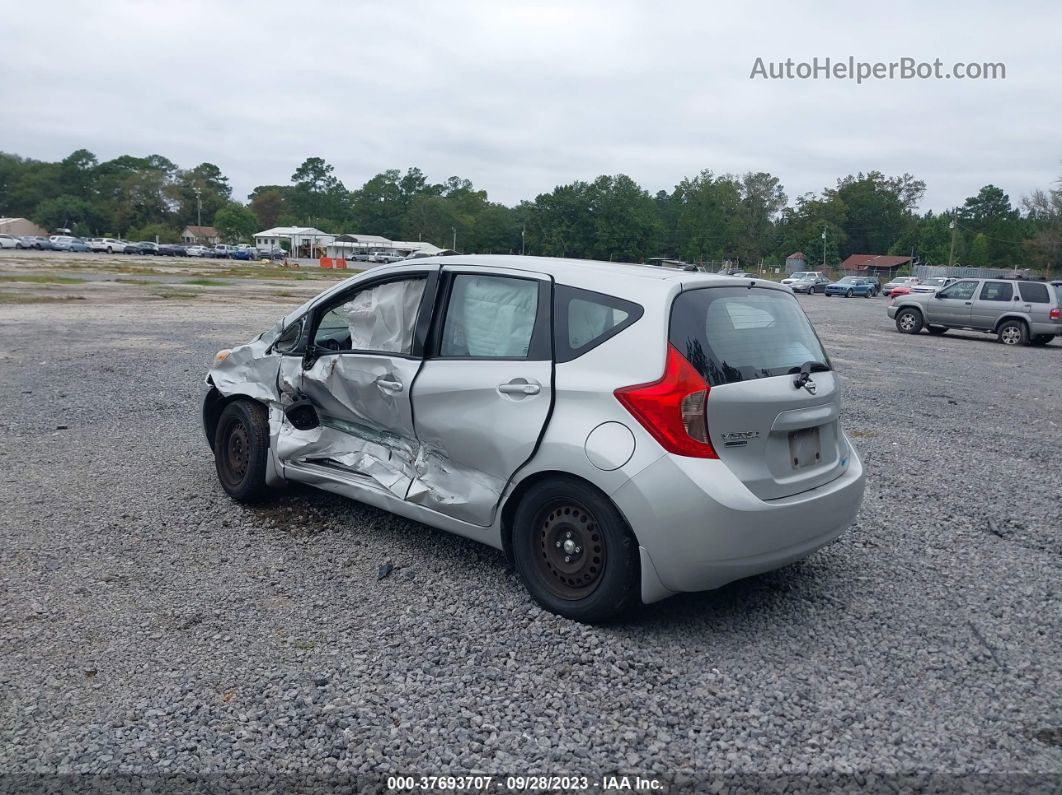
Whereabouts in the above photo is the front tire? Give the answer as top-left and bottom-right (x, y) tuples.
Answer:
(895, 308), (924, 334)
(214, 400), (271, 502)
(512, 478), (639, 623)
(997, 320), (1028, 346)
(845, 289), (853, 298)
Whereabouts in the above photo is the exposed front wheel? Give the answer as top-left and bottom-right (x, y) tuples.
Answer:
(895, 308), (924, 334)
(846, 289), (853, 298)
(997, 320), (1028, 346)
(214, 400), (271, 502)
(512, 478), (639, 623)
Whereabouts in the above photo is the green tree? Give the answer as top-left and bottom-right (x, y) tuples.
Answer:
(214, 203), (258, 242)
(249, 188), (288, 230)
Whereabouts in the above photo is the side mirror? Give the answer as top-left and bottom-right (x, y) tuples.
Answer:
(933, 292), (944, 299)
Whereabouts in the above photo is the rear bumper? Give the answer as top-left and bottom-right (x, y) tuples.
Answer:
(614, 438), (865, 598)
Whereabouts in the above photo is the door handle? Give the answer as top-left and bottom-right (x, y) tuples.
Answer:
(376, 378), (403, 392)
(498, 380), (541, 395)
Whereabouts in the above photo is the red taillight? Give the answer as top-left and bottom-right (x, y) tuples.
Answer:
(614, 344), (718, 458)
(1051, 307), (1061, 321)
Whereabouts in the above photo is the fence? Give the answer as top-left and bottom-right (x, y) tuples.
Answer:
(913, 265), (1036, 279)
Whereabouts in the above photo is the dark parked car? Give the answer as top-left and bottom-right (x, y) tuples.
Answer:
(132, 241), (160, 255)
(157, 244), (188, 257)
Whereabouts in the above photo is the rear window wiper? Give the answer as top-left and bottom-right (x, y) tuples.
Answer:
(790, 360), (831, 389)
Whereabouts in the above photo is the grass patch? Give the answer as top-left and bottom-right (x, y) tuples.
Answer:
(184, 278), (227, 286)
(115, 278), (154, 285)
(152, 291), (200, 300)
(0, 291), (86, 304)
(0, 274), (87, 285)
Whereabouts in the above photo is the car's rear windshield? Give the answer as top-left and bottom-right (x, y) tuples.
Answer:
(669, 286), (830, 386)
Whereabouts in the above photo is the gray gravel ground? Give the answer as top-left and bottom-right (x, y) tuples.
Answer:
(0, 287), (1059, 792)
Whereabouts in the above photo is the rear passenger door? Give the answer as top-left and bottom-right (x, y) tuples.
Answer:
(408, 267), (553, 526)
(970, 280), (1014, 329)
(928, 279), (978, 326)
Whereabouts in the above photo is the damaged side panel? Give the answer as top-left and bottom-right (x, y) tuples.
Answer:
(280, 354), (421, 498)
(208, 335), (281, 403)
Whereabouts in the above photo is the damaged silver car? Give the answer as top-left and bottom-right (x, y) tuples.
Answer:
(203, 256), (865, 622)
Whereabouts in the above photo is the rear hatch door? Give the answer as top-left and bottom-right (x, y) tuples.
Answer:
(669, 284), (849, 500)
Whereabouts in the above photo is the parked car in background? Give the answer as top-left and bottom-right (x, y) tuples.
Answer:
(889, 278), (1062, 345)
(212, 244), (236, 258)
(0, 234), (20, 249)
(133, 241), (160, 255)
(883, 276), (919, 296)
(157, 244), (187, 257)
(862, 276), (881, 294)
(185, 245), (211, 257)
(231, 245), (258, 261)
(911, 277), (955, 294)
(21, 236), (56, 250)
(202, 255), (864, 622)
(888, 286), (913, 298)
(89, 237), (129, 254)
(51, 236), (91, 252)
(825, 276), (876, 298)
(783, 272), (831, 294)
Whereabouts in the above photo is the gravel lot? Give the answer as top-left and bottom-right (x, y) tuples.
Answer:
(0, 275), (1059, 791)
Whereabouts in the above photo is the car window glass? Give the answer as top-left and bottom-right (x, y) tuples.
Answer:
(1018, 282), (1049, 303)
(980, 281), (1013, 301)
(939, 280), (978, 300)
(315, 278), (425, 353)
(440, 275), (538, 358)
(554, 285), (642, 362)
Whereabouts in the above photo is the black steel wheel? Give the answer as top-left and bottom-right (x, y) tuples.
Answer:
(214, 400), (270, 502)
(513, 478), (639, 623)
(531, 499), (607, 601)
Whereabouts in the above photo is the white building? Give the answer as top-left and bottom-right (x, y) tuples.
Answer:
(325, 234), (444, 259)
(253, 227), (334, 258)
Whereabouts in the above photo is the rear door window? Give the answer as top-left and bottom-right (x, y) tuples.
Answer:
(669, 287), (829, 386)
(439, 274), (539, 359)
(555, 285), (643, 363)
(979, 281), (1013, 302)
(1018, 282), (1050, 303)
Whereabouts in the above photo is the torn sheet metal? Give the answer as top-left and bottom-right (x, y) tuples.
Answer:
(276, 418), (414, 497)
(405, 444), (506, 526)
(280, 354), (421, 497)
(208, 335), (281, 403)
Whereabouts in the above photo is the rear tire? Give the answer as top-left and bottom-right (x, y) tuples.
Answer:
(864, 290), (872, 298)
(997, 320), (1028, 346)
(927, 325), (948, 335)
(512, 477), (639, 623)
(1030, 334), (1053, 346)
(213, 400), (271, 502)
(895, 308), (924, 334)
(846, 289), (853, 298)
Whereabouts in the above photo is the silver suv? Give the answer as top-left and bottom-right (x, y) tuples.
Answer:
(202, 256), (865, 622)
(888, 278), (1062, 345)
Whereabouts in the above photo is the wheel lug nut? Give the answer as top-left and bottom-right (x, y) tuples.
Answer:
(574, 546), (581, 553)
(564, 556), (570, 563)
(565, 531), (571, 538)
(555, 541), (561, 548)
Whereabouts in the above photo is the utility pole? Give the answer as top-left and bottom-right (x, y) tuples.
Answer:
(451, 226), (456, 251)
(521, 225), (525, 256)
(821, 227), (827, 267)
(194, 187), (202, 227)
(947, 220), (957, 267)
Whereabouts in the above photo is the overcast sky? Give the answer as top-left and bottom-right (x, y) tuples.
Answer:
(1, 0), (1058, 212)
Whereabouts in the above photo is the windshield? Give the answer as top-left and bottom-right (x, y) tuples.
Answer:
(669, 287), (830, 386)
(837, 277), (861, 284)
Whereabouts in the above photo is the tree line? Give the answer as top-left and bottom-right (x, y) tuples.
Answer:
(0, 149), (1059, 272)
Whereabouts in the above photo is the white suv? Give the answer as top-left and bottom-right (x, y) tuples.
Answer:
(89, 238), (127, 254)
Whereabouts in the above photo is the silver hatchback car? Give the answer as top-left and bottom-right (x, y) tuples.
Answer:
(203, 256), (865, 622)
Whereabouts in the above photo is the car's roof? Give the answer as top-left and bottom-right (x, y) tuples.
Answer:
(370, 254), (786, 295)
